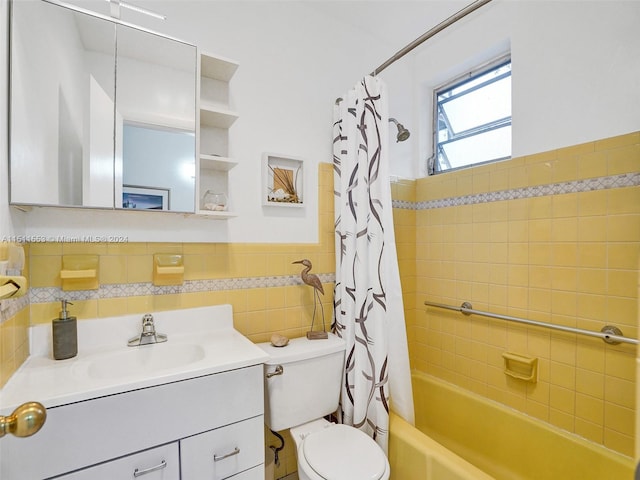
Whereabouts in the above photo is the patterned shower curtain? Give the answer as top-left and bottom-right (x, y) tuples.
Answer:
(332, 76), (414, 455)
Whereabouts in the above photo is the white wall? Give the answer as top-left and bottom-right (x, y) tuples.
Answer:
(383, 0), (640, 179)
(510, 1), (640, 157)
(6, 0), (388, 243)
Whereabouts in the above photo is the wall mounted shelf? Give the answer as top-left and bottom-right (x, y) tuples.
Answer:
(193, 210), (238, 219)
(197, 51), (239, 219)
(200, 52), (238, 81)
(200, 104), (239, 129)
(200, 154), (238, 172)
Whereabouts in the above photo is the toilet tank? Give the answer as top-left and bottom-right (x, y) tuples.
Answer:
(258, 334), (346, 432)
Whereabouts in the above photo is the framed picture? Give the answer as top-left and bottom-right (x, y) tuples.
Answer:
(122, 185), (170, 210)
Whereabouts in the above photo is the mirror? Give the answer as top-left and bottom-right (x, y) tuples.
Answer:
(9, 0), (116, 208)
(114, 23), (196, 212)
(9, 0), (197, 213)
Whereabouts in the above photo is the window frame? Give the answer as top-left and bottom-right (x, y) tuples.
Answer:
(431, 54), (512, 175)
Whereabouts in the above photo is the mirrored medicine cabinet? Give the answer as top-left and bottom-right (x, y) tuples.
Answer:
(9, 0), (197, 213)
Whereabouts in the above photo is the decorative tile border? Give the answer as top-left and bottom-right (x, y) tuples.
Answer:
(0, 295), (29, 323)
(392, 172), (640, 210)
(28, 273), (337, 305)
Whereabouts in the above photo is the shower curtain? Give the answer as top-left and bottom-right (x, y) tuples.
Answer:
(332, 75), (414, 455)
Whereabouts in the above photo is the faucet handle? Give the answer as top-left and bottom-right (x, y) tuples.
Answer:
(141, 314), (155, 334)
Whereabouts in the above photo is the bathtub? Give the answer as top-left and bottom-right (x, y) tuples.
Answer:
(389, 370), (635, 480)
(390, 411), (493, 479)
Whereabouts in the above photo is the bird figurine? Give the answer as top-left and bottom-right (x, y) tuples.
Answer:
(293, 259), (327, 339)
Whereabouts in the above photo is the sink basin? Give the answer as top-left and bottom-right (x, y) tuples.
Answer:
(87, 343), (206, 379)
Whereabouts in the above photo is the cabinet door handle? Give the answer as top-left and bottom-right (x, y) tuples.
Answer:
(133, 460), (167, 477)
(266, 365), (284, 378)
(213, 447), (240, 462)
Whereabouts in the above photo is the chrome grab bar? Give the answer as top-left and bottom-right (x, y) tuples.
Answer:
(424, 300), (639, 346)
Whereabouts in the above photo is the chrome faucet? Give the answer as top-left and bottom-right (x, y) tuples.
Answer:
(127, 314), (167, 347)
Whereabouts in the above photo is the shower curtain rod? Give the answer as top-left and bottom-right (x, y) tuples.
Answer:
(371, 0), (494, 76)
(424, 300), (639, 346)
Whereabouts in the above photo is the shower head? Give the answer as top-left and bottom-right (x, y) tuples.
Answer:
(389, 118), (410, 142)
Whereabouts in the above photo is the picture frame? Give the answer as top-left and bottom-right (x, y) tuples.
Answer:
(122, 185), (170, 211)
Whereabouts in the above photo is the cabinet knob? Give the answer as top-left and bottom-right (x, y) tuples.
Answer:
(0, 402), (47, 438)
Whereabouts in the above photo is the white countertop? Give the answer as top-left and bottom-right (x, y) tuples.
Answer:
(0, 304), (268, 413)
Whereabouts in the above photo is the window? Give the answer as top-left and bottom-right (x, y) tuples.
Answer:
(432, 58), (511, 174)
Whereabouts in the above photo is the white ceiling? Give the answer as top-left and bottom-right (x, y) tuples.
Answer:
(67, 0), (477, 74)
(302, 1), (472, 71)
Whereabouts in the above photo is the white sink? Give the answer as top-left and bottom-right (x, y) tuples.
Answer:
(87, 342), (206, 379)
(1, 305), (269, 411)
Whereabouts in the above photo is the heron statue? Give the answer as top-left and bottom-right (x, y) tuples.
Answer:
(292, 259), (327, 339)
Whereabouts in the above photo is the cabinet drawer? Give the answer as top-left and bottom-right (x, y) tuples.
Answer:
(227, 465), (264, 479)
(58, 443), (179, 480)
(180, 415), (264, 480)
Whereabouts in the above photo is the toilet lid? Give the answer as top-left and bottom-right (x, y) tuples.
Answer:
(302, 425), (387, 480)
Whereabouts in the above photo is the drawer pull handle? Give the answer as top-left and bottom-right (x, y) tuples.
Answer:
(133, 460), (167, 477)
(214, 447), (240, 462)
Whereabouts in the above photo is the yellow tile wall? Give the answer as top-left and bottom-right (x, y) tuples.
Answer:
(0, 307), (29, 388)
(27, 241), (335, 340)
(391, 180), (417, 362)
(407, 131), (639, 457)
(0, 243), (30, 388)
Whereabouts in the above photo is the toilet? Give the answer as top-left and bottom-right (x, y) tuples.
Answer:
(258, 334), (390, 480)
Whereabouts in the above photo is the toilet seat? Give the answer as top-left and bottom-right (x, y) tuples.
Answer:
(300, 424), (388, 480)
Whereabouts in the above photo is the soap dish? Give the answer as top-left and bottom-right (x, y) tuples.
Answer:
(502, 352), (538, 382)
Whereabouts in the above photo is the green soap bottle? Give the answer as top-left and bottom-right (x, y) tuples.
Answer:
(52, 300), (77, 360)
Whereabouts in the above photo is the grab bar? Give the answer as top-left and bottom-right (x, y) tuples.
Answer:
(424, 300), (638, 346)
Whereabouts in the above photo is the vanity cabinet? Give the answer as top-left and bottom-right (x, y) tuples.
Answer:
(197, 52), (239, 218)
(1, 365), (264, 480)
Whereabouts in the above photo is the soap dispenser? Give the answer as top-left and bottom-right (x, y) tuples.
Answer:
(52, 299), (77, 360)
